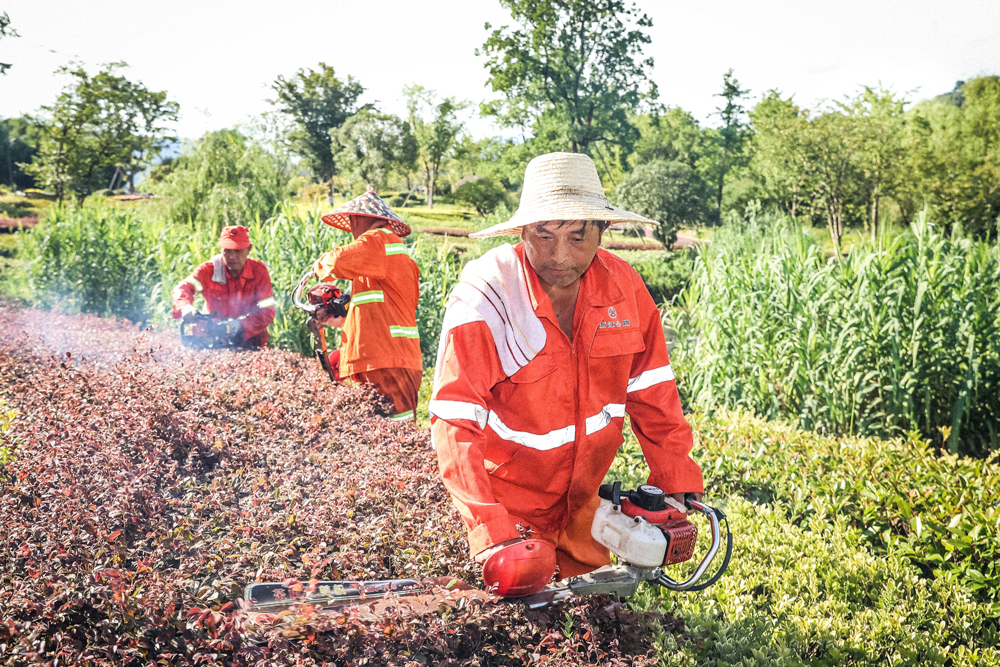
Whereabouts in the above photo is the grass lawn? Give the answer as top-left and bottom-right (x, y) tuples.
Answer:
(0, 193), (54, 219)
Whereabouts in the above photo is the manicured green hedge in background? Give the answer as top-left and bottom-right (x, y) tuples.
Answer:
(609, 411), (1000, 664)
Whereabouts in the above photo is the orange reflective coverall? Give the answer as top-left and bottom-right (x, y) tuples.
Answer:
(171, 257), (276, 348)
(430, 244), (703, 577)
(313, 227), (422, 420)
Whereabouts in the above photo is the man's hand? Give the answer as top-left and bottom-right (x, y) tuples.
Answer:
(317, 312), (346, 328)
(671, 492), (703, 508)
(180, 305), (199, 323)
(474, 537), (524, 564)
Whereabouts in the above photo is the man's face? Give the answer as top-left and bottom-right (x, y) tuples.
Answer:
(522, 220), (605, 289)
(222, 246), (251, 276)
(349, 214), (383, 239)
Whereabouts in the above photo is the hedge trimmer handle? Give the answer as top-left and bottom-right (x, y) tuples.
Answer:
(656, 500), (733, 592)
(293, 269), (320, 314)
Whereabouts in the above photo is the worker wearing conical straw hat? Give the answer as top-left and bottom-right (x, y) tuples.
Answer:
(312, 190), (422, 422)
(430, 152), (704, 596)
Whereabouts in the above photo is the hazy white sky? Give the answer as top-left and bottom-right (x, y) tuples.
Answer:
(1, 0), (998, 140)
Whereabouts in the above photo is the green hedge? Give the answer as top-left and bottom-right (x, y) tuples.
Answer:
(608, 413), (1000, 664)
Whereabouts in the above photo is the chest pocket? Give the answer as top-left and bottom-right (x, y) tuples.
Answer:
(508, 352), (558, 383)
(591, 328), (645, 358)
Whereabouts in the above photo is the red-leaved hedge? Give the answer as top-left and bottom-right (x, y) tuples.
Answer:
(0, 305), (678, 665)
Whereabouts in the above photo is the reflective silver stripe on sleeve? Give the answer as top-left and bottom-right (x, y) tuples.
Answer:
(256, 297), (276, 309)
(429, 400), (488, 429)
(183, 276), (203, 292)
(390, 410), (414, 421)
(351, 290), (385, 305)
(626, 365), (675, 393)
(584, 403), (626, 435)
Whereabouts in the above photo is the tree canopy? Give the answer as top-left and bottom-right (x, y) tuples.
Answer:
(24, 62), (178, 201)
(480, 0), (655, 161)
(270, 63), (364, 200)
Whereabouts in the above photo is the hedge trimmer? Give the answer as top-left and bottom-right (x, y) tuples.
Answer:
(180, 313), (243, 349)
(243, 482), (732, 625)
(293, 270), (351, 382)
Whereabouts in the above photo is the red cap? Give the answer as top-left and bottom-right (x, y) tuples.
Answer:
(482, 539), (557, 597)
(219, 225), (251, 250)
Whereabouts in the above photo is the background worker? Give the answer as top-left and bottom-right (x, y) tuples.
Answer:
(429, 152), (703, 596)
(313, 190), (422, 421)
(171, 225), (276, 348)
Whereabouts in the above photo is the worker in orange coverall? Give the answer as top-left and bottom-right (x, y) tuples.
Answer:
(171, 225), (276, 348)
(429, 152), (704, 596)
(312, 190), (422, 421)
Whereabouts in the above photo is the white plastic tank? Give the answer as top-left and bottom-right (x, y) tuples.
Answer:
(591, 499), (667, 567)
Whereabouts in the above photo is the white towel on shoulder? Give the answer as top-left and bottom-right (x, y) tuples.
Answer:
(211, 254), (227, 285)
(435, 244), (547, 378)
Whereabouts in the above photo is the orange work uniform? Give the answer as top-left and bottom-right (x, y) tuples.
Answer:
(430, 244), (703, 578)
(313, 227), (423, 420)
(171, 256), (276, 348)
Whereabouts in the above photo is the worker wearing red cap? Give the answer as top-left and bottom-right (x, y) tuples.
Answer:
(312, 191), (422, 421)
(430, 153), (703, 597)
(171, 225), (276, 348)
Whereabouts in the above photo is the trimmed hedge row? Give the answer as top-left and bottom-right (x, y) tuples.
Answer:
(0, 305), (671, 665)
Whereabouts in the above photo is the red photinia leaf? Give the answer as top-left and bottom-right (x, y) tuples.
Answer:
(0, 305), (671, 665)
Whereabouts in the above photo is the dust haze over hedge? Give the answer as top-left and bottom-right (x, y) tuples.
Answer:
(0, 305), (673, 665)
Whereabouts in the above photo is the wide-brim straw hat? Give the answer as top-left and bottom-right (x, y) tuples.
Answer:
(468, 152), (658, 239)
(321, 190), (411, 238)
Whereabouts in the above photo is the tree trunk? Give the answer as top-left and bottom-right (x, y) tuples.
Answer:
(427, 170), (435, 209)
(327, 179), (335, 206)
(870, 184), (880, 243)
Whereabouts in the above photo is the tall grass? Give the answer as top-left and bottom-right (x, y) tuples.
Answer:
(675, 209), (1000, 456)
(22, 204), (462, 362)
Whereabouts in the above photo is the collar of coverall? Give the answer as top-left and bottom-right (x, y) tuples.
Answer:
(514, 242), (626, 327)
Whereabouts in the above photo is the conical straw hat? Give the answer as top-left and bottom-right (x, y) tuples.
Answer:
(321, 190), (411, 237)
(469, 152), (658, 239)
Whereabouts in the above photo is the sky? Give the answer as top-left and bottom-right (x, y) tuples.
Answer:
(1, 0), (998, 141)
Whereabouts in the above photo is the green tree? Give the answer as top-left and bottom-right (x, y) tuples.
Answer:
(479, 0), (655, 162)
(270, 63), (364, 203)
(334, 109), (416, 192)
(405, 86), (465, 209)
(1, 116), (39, 190)
(747, 91), (813, 220)
(706, 69), (751, 218)
(150, 128), (291, 230)
(631, 107), (707, 169)
(615, 160), (711, 248)
(850, 86), (908, 240)
(0, 12), (17, 75)
(454, 176), (510, 216)
(24, 62), (178, 201)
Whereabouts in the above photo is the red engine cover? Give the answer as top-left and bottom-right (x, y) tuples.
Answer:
(618, 498), (698, 566)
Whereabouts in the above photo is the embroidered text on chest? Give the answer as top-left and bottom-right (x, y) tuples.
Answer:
(599, 319), (631, 329)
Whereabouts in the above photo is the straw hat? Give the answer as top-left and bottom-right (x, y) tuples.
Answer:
(468, 152), (658, 238)
(321, 190), (411, 237)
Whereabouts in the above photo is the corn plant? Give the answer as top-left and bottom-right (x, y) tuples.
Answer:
(675, 209), (1000, 455)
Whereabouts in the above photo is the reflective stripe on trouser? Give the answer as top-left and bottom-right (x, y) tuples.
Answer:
(352, 366), (423, 421)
